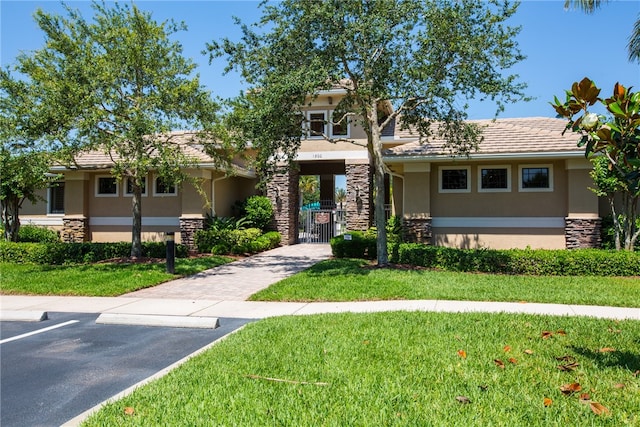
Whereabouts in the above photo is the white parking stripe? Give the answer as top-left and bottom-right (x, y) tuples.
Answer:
(0, 320), (79, 345)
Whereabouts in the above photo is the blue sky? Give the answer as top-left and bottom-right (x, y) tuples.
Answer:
(1, 0), (638, 120)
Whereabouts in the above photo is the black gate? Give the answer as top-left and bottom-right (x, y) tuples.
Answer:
(299, 208), (346, 243)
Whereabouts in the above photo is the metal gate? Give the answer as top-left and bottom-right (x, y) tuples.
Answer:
(299, 208), (346, 243)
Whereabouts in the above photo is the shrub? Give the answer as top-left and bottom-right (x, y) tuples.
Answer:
(18, 225), (60, 243)
(393, 243), (640, 276)
(0, 241), (188, 265)
(196, 227), (281, 255)
(331, 231), (377, 259)
(243, 195), (274, 231)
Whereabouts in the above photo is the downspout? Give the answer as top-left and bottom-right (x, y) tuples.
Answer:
(211, 175), (230, 218)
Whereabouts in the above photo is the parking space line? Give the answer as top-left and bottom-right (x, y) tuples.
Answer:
(0, 320), (80, 345)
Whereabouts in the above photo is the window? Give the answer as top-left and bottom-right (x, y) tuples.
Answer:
(519, 164), (553, 192)
(308, 111), (326, 138)
(96, 176), (118, 197)
(478, 166), (511, 192)
(330, 111), (349, 138)
(154, 176), (177, 196)
(124, 177), (147, 197)
(439, 166), (471, 193)
(48, 182), (64, 214)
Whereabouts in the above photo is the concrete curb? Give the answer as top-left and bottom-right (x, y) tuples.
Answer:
(0, 310), (48, 322)
(95, 313), (220, 329)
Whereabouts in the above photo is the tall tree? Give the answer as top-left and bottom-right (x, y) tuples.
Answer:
(552, 78), (640, 250)
(564, 0), (640, 63)
(209, 0), (527, 265)
(5, 1), (232, 257)
(0, 71), (61, 242)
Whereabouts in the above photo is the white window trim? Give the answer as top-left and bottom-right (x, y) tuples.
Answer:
(439, 166), (471, 193)
(306, 110), (327, 139)
(95, 175), (119, 197)
(153, 175), (178, 197)
(518, 164), (554, 192)
(124, 176), (148, 197)
(477, 165), (511, 193)
(330, 110), (350, 138)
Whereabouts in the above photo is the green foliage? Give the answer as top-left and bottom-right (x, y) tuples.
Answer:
(552, 78), (640, 250)
(242, 195), (274, 231)
(17, 225), (59, 243)
(393, 243), (640, 276)
(330, 231), (377, 260)
(195, 228), (280, 255)
(0, 241), (188, 265)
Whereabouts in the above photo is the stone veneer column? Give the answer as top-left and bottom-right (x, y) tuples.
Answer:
(565, 217), (602, 249)
(402, 217), (432, 244)
(61, 217), (89, 243)
(180, 217), (205, 251)
(267, 168), (299, 245)
(345, 162), (372, 231)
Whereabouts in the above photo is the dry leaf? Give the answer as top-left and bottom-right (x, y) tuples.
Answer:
(494, 359), (505, 369)
(560, 382), (582, 395)
(556, 329), (567, 336)
(456, 395), (471, 404)
(524, 349), (534, 355)
(124, 407), (135, 416)
(458, 349), (467, 359)
(543, 397), (553, 407)
(541, 331), (554, 339)
(608, 327), (621, 333)
(579, 393), (591, 402)
(503, 345), (511, 353)
(508, 357), (518, 365)
(589, 402), (610, 415)
(599, 347), (616, 353)
(556, 355), (576, 362)
(614, 383), (625, 389)
(557, 362), (580, 371)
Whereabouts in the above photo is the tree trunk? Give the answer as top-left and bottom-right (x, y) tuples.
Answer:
(367, 100), (389, 266)
(131, 183), (143, 258)
(1, 195), (21, 242)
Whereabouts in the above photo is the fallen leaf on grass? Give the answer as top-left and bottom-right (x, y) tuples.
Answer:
(556, 355), (576, 362)
(560, 382), (582, 395)
(508, 357), (518, 365)
(124, 407), (135, 416)
(579, 393), (591, 402)
(494, 359), (505, 369)
(543, 397), (553, 407)
(456, 395), (471, 404)
(614, 383), (625, 389)
(599, 347), (616, 353)
(589, 402), (610, 415)
(458, 349), (467, 359)
(541, 331), (554, 339)
(503, 345), (511, 353)
(556, 329), (567, 336)
(524, 349), (534, 355)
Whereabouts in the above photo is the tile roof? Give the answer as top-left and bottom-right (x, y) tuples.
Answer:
(385, 117), (584, 159)
(69, 131), (250, 173)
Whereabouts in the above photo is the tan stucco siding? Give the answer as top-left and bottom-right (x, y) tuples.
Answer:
(403, 172), (430, 218)
(19, 188), (48, 215)
(213, 176), (258, 217)
(91, 229), (182, 244)
(432, 229), (565, 249)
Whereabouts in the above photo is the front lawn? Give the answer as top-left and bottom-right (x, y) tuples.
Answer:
(250, 259), (640, 308)
(0, 256), (232, 296)
(83, 312), (640, 426)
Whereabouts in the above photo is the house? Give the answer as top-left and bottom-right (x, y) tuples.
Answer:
(17, 88), (604, 250)
(18, 131), (258, 248)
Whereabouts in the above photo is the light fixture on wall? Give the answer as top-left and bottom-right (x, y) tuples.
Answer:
(328, 96), (333, 105)
(354, 185), (361, 202)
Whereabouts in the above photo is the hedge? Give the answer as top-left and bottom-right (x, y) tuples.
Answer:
(194, 228), (281, 255)
(392, 243), (640, 277)
(0, 241), (188, 265)
(330, 231), (377, 260)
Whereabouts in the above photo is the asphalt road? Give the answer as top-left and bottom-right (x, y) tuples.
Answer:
(0, 312), (252, 427)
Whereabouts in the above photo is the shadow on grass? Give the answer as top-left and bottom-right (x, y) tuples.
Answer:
(302, 258), (372, 277)
(570, 346), (640, 373)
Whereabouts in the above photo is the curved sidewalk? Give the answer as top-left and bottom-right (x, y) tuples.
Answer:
(1, 244), (639, 321)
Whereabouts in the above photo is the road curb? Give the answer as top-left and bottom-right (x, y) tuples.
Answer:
(0, 311), (48, 322)
(95, 313), (220, 329)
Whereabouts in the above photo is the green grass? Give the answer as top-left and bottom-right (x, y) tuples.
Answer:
(82, 312), (640, 426)
(249, 259), (640, 308)
(0, 256), (232, 296)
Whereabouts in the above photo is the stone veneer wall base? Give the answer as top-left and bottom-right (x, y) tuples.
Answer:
(62, 217), (88, 243)
(267, 169), (299, 245)
(345, 163), (372, 231)
(180, 217), (205, 251)
(402, 217), (433, 244)
(565, 217), (602, 249)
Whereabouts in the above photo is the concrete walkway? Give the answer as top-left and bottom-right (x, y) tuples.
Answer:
(1, 244), (639, 321)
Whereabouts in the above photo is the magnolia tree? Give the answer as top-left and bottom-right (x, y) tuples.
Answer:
(552, 78), (640, 250)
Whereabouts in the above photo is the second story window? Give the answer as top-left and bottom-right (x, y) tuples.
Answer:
(308, 111), (326, 138)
